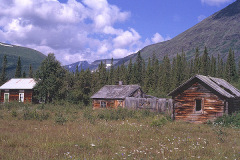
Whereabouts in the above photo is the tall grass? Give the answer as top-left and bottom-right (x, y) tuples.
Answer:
(0, 103), (239, 159)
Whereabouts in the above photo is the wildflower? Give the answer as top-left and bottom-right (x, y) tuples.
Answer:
(90, 143), (95, 147)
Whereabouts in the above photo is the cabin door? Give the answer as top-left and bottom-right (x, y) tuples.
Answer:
(4, 93), (9, 103)
(19, 93), (24, 102)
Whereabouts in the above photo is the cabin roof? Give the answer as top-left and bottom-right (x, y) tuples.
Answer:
(91, 85), (141, 99)
(168, 75), (240, 98)
(0, 78), (37, 90)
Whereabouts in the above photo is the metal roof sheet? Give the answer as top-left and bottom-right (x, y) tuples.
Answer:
(91, 85), (141, 99)
(0, 78), (37, 90)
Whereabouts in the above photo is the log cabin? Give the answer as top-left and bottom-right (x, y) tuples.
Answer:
(0, 78), (37, 103)
(168, 75), (240, 123)
(91, 82), (145, 109)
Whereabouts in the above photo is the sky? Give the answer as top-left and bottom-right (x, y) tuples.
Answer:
(0, 0), (236, 65)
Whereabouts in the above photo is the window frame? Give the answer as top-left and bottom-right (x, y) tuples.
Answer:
(195, 98), (204, 113)
(19, 93), (24, 102)
(4, 93), (9, 103)
(100, 101), (106, 108)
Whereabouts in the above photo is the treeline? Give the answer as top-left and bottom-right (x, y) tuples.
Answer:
(0, 55), (33, 85)
(0, 47), (239, 105)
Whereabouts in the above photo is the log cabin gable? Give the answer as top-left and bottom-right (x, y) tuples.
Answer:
(168, 75), (240, 122)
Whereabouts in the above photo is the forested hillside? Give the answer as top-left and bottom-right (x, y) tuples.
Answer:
(0, 42), (46, 78)
(14, 47), (237, 105)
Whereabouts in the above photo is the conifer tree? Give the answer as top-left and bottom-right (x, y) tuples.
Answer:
(23, 71), (26, 78)
(210, 55), (216, 77)
(143, 57), (154, 93)
(152, 55), (159, 90)
(161, 55), (171, 94)
(119, 62), (127, 84)
(75, 65), (79, 75)
(15, 56), (22, 78)
(127, 58), (133, 84)
(98, 61), (107, 88)
(171, 57), (177, 90)
(29, 64), (33, 78)
(35, 53), (66, 103)
(0, 55), (7, 84)
(200, 47), (210, 76)
(108, 58), (114, 84)
(136, 51), (143, 84)
(194, 47), (200, 74)
(225, 49), (237, 82)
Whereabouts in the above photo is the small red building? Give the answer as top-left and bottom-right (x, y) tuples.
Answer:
(91, 83), (144, 109)
(0, 78), (37, 103)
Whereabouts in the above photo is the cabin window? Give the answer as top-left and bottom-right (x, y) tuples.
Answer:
(100, 101), (106, 108)
(19, 93), (24, 102)
(4, 93), (9, 103)
(195, 99), (202, 111)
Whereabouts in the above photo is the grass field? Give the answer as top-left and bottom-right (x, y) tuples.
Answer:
(0, 103), (239, 160)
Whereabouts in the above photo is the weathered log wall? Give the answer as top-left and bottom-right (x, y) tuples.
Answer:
(173, 82), (225, 123)
(93, 99), (124, 109)
(0, 89), (34, 103)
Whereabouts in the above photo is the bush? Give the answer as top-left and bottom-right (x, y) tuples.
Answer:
(23, 107), (50, 121)
(4, 101), (30, 110)
(214, 112), (240, 128)
(83, 107), (96, 124)
(55, 113), (67, 125)
(11, 110), (18, 117)
(151, 115), (168, 127)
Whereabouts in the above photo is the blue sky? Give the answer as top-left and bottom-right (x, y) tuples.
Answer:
(0, 0), (235, 65)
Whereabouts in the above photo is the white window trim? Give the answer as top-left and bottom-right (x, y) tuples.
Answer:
(4, 93), (9, 103)
(19, 93), (24, 102)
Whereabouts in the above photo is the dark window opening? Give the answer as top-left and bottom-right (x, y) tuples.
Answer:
(101, 101), (106, 108)
(196, 99), (202, 111)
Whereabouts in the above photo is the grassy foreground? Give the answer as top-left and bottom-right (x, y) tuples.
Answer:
(0, 103), (239, 160)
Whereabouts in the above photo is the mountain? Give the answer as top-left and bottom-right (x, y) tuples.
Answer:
(118, 0), (240, 65)
(65, 58), (121, 72)
(0, 42), (46, 78)
(65, 61), (90, 72)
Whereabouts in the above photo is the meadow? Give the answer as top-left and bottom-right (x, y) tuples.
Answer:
(0, 103), (239, 160)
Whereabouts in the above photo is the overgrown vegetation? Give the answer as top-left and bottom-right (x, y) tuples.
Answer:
(213, 112), (240, 128)
(0, 103), (239, 159)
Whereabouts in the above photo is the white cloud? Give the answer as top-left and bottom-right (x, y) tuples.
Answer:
(201, 0), (233, 6)
(113, 28), (141, 48)
(198, 15), (206, 22)
(112, 48), (130, 58)
(151, 33), (171, 44)
(0, 0), (167, 65)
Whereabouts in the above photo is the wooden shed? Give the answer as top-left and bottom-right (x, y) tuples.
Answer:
(91, 83), (144, 109)
(168, 75), (240, 123)
(0, 78), (37, 103)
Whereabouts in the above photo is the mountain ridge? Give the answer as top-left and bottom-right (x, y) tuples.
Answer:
(0, 42), (47, 78)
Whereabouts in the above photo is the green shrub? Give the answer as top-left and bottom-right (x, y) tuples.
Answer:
(151, 115), (168, 127)
(214, 112), (240, 128)
(83, 107), (96, 124)
(55, 113), (67, 125)
(23, 107), (50, 121)
(11, 110), (17, 117)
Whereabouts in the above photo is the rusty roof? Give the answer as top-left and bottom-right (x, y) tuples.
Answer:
(91, 85), (141, 99)
(0, 78), (37, 90)
(168, 75), (240, 98)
